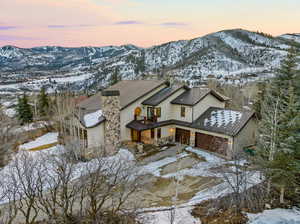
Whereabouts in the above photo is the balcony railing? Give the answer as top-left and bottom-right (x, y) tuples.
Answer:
(134, 115), (158, 123)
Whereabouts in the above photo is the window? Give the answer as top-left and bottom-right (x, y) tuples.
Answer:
(157, 128), (161, 139)
(151, 129), (155, 139)
(134, 107), (142, 120)
(147, 107), (154, 119)
(156, 107), (161, 118)
(181, 106), (186, 117)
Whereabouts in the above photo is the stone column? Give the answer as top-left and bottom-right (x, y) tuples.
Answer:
(102, 90), (121, 155)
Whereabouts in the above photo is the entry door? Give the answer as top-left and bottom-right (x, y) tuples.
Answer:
(175, 128), (191, 145)
(131, 130), (141, 142)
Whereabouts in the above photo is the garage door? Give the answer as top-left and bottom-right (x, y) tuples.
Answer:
(195, 132), (228, 156)
(175, 128), (190, 145)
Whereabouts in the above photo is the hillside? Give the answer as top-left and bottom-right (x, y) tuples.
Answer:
(0, 29), (299, 94)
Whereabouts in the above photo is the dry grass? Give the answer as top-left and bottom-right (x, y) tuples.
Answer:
(139, 176), (223, 208)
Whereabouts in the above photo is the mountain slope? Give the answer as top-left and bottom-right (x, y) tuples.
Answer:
(0, 29), (299, 94)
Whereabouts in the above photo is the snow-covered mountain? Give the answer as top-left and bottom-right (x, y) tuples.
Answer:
(0, 29), (299, 94)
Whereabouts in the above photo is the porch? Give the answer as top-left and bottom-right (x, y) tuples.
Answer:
(126, 118), (176, 145)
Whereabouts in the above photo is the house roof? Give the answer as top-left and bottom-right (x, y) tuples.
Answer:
(171, 87), (229, 106)
(75, 93), (106, 128)
(77, 92), (102, 112)
(142, 84), (188, 106)
(191, 107), (254, 136)
(106, 80), (167, 109)
(75, 80), (167, 128)
(126, 119), (191, 131)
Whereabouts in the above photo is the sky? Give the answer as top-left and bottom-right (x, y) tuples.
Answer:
(0, 0), (299, 48)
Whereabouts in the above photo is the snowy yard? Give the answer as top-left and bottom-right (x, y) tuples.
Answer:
(19, 132), (58, 150)
(1, 138), (297, 223)
(136, 146), (262, 224)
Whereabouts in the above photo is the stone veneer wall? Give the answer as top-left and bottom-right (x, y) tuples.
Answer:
(102, 90), (121, 155)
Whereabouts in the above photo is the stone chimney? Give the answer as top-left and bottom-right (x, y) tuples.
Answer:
(101, 90), (121, 155)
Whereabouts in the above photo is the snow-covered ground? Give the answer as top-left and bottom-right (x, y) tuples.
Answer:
(15, 121), (52, 133)
(247, 208), (300, 224)
(1, 139), (264, 224)
(19, 132), (58, 150)
(3, 107), (16, 117)
(139, 146), (262, 224)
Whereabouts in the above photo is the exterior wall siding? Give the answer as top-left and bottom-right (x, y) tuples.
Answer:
(192, 94), (225, 121)
(87, 123), (105, 148)
(171, 104), (193, 122)
(155, 88), (186, 122)
(233, 118), (256, 156)
(170, 93), (225, 123)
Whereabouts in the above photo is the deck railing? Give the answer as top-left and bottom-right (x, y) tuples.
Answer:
(134, 115), (158, 123)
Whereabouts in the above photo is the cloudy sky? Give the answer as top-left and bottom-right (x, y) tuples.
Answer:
(0, 0), (299, 48)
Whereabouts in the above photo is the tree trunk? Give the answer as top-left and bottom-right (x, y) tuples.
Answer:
(267, 179), (271, 195)
(280, 186), (285, 204)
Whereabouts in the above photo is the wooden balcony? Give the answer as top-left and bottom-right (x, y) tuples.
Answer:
(134, 115), (158, 124)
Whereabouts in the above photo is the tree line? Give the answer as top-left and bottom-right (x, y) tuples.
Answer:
(254, 47), (300, 205)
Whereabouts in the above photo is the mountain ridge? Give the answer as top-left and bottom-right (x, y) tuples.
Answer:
(1, 28), (299, 49)
(0, 28), (299, 94)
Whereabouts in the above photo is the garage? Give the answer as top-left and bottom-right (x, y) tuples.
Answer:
(195, 132), (228, 156)
(175, 128), (190, 145)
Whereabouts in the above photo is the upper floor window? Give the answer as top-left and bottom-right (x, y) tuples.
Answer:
(156, 107), (161, 118)
(181, 106), (186, 117)
(147, 107), (154, 120)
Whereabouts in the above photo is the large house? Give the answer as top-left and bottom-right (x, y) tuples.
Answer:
(67, 80), (256, 159)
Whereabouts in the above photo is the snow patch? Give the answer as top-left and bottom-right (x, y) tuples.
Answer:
(3, 108), (16, 117)
(84, 109), (103, 128)
(19, 132), (58, 150)
(247, 208), (300, 224)
(204, 109), (242, 127)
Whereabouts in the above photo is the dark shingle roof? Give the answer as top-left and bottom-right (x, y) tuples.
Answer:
(142, 85), (188, 106)
(171, 87), (228, 106)
(77, 92), (102, 112)
(191, 107), (254, 136)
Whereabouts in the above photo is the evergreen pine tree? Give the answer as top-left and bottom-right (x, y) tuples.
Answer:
(275, 47), (298, 90)
(252, 82), (266, 119)
(16, 93), (33, 125)
(110, 68), (121, 86)
(268, 86), (300, 203)
(256, 47), (300, 204)
(37, 87), (50, 117)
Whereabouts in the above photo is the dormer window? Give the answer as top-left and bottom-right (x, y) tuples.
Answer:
(181, 106), (186, 117)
